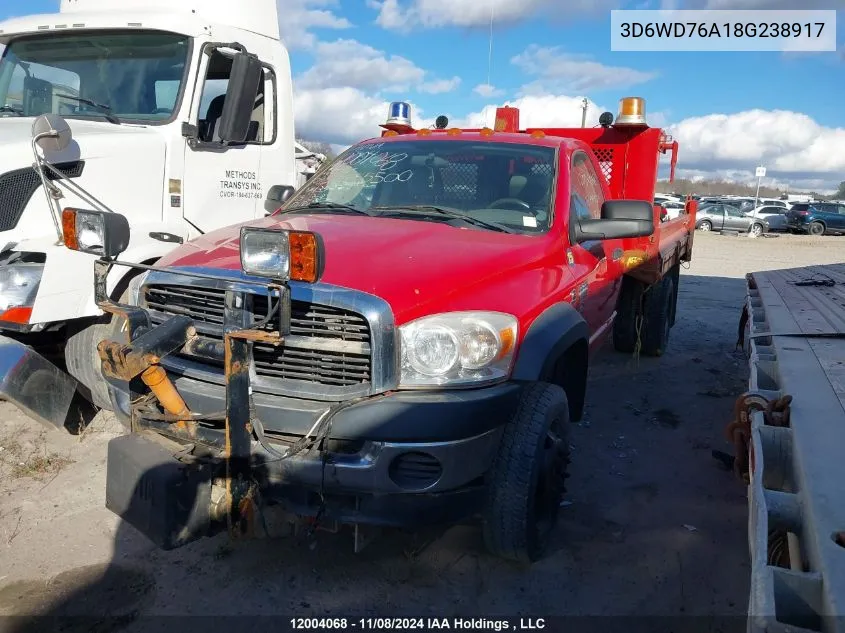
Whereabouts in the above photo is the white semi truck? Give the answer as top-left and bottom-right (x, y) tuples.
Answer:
(0, 0), (315, 428)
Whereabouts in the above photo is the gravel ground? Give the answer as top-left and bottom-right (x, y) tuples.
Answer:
(0, 231), (842, 630)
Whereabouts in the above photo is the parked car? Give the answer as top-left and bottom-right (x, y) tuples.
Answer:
(786, 202), (845, 235)
(747, 205), (790, 232)
(696, 203), (769, 236)
(656, 200), (685, 219)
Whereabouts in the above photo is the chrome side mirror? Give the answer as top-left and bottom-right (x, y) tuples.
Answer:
(32, 114), (73, 152)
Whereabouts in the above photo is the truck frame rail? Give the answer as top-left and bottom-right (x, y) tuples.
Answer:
(739, 263), (845, 632)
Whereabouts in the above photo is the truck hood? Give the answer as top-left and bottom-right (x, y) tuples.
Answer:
(158, 214), (551, 324)
(0, 117), (166, 245)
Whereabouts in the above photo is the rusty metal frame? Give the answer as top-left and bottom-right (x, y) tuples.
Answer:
(92, 257), (290, 540)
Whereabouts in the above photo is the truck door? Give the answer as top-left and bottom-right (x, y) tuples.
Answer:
(566, 150), (622, 342)
(181, 46), (269, 234)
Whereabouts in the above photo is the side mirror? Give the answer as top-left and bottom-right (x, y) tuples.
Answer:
(264, 185), (295, 215)
(61, 208), (130, 259)
(217, 51), (263, 144)
(573, 199), (655, 243)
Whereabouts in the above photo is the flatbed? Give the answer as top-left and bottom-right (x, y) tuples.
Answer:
(740, 262), (845, 632)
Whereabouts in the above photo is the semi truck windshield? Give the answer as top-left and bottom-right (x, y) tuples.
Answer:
(0, 30), (190, 123)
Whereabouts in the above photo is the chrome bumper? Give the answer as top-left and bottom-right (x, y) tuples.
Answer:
(0, 335), (78, 428)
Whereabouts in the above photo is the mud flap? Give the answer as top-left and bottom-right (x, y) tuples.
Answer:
(105, 433), (218, 550)
(0, 334), (78, 429)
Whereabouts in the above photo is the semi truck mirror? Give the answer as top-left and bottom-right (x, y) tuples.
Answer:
(32, 114), (73, 153)
(264, 185), (295, 215)
(217, 52), (263, 145)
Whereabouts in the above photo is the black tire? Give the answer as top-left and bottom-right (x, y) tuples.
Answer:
(639, 276), (674, 357)
(482, 382), (571, 564)
(65, 287), (131, 410)
(808, 222), (825, 236)
(612, 276), (644, 353)
(698, 220), (712, 232)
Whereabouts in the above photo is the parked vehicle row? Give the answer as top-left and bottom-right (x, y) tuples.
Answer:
(695, 202), (769, 236)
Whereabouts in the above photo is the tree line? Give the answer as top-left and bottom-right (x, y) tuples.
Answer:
(657, 178), (843, 201)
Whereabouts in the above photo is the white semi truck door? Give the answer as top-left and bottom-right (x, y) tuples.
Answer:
(181, 46), (269, 233)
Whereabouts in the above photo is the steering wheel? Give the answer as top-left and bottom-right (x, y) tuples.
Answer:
(488, 197), (532, 211)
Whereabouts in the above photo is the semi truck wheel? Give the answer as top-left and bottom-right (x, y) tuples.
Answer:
(639, 276), (674, 357)
(65, 287), (131, 411)
(482, 382), (571, 563)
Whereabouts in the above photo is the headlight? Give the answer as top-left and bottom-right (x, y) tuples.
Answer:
(0, 263), (44, 312)
(399, 311), (518, 388)
(127, 270), (149, 306)
(241, 228), (290, 279)
(240, 227), (322, 283)
(61, 208), (130, 258)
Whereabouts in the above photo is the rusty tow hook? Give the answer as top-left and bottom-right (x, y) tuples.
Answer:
(723, 392), (792, 483)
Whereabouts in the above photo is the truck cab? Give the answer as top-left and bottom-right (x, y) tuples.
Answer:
(0, 0), (301, 426)
(63, 97), (696, 563)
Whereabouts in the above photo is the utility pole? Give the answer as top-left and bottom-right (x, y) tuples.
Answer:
(580, 98), (588, 128)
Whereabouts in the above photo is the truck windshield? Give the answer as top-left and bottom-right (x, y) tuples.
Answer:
(284, 140), (557, 234)
(0, 31), (190, 123)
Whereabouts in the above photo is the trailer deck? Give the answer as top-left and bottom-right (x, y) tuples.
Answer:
(741, 262), (845, 633)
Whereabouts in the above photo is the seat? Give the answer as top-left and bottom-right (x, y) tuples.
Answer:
(199, 95), (225, 142)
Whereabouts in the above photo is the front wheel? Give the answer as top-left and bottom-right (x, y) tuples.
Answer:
(808, 222), (825, 236)
(698, 220), (712, 232)
(749, 223), (764, 237)
(482, 383), (571, 563)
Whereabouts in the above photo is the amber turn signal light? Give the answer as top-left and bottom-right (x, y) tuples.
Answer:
(289, 231), (320, 283)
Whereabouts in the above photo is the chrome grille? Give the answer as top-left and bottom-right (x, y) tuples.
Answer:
(143, 284), (372, 387)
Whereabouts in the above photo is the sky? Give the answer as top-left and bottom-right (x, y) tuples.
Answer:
(2, 0), (844, 192)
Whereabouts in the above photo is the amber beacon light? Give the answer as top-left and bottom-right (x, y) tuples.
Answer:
(614, 97), (648, 127)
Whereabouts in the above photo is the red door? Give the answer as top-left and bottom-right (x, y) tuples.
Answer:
(566, 150), (623, 349)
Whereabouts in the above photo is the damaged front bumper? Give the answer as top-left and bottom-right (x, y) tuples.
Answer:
(0, 334), (78, 428)
(92, 260), (518, 551)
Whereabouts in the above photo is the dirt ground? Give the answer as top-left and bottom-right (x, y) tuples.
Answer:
(0, 232), (842, 629)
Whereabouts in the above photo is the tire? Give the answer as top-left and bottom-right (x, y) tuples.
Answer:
(639, 276), (674, 357)
(65, 286), (131, 411)
(612, 276), (644, 353)
(749, 223), (764, 237)
(808, 222), (825, 236)
(482, 382), (571, 564)
(698, 220), (712, 232)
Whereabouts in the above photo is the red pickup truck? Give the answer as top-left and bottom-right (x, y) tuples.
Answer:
(65, 96), (696, 563)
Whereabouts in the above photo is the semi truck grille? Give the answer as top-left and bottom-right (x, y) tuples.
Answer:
(0, 162), (85, 232)
(143, 284), (372, 388)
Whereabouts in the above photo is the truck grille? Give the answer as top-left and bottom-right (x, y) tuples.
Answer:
(143, 284), (372, 388)
(0, 162), (85, 232)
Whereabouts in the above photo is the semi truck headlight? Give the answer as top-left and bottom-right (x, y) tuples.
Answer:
(0, 264), (44, 312)
(61, 208), (130, 258)
(399, 312), (517, 388)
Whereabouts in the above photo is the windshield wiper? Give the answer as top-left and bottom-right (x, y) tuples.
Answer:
(372, 205), (511, 233)
(284, 202), (372, 216)
(56, 94), (121, 125)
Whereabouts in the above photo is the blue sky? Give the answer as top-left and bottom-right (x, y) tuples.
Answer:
(2, 0), (843, 191)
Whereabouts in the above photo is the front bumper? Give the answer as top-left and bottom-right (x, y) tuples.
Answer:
(93, 260), (522, 550)
(0, 334), (77, 428)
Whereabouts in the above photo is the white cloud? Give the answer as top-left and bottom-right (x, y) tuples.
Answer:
(369, 0), (617, 31)
(420, 76), (462, 94)
(277, 0), (353, 50)
(511, 45), (659, 94)
(454, 95), (611, 129)
(473, 83), (505, 98)
(293, 87), (434, 147)
(295, 39), (461, 95)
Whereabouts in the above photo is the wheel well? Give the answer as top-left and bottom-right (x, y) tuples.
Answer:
(810, 220), (826, 229)
(550, 338), (588, 423)
(109, 257), (158, 301)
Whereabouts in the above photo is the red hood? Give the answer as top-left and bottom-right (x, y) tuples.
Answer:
(158, 214), (551, 323)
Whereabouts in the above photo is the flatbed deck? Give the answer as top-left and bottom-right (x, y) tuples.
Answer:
(742, 263), (845, 633)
